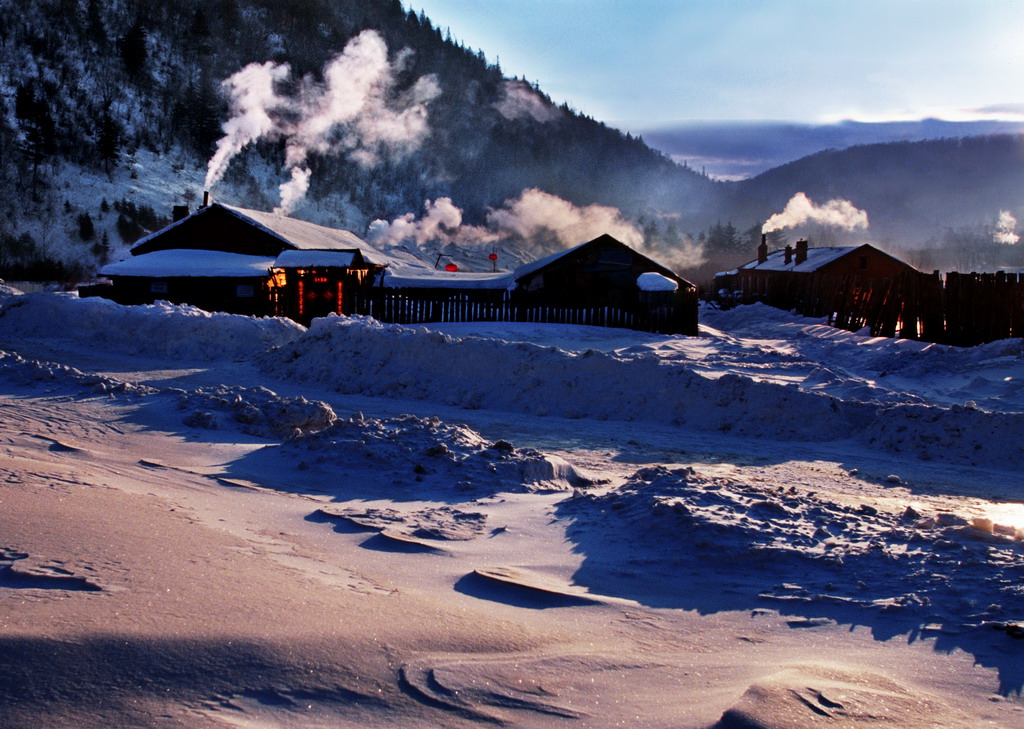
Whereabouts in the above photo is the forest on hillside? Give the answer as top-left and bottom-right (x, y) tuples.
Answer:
(0, 0), (718, 279)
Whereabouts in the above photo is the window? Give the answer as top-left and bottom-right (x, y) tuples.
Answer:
(236, 284), (255, 298)
(859, 256), (868, 270)
(150, 280), (168, 294)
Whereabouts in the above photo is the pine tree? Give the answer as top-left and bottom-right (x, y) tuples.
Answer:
(119, 20), (147, 77)
(77, 212), (95, 242)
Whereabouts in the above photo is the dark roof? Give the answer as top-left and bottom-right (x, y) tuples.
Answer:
(513, 234), (694, 288)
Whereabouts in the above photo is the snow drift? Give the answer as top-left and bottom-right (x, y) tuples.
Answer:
(0, 293), (303, 360)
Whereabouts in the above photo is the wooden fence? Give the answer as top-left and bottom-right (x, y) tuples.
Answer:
(351, 287), (699, 335)
(729, 270), (1024, 347)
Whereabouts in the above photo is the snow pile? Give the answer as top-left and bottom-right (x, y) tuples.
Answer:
(175, 385), (337, 438)
(0, 293), (304, 360)
(315, 504), (490, 542)
(258, 315), (869, 439)
(258, 316), (1024, 467)
(563, 466), (1024, 625)
(0, 350), (156, 396)
(0, 281), (22, 299)
(863, 402), (1024, 466)
(281, 412), (599, 494)
(701, 303), (1024, 413)
(714, 663), (971, 729)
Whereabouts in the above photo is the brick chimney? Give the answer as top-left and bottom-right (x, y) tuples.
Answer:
(757, 233), (768, 264)
(795, 239), (808, 265)
(784, 245), (793, 265)
(202, 190), (211, 208)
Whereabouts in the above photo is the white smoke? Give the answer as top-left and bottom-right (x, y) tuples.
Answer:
(494, 80), (561, 123)
(994, 210), (1019, 245)
(366, 197), (474, 247)
(368, 189), (705, 272)
(205, 30), (440, 215)
(763, 192), (869, 233)
(275, 167), (312, 217)
(487, 189), (643, 249)
(204, 61), (290, 190)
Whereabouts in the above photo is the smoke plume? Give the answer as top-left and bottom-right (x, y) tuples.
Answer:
(763, 192), (869, 233)
(275, 167), (312, 217)
(205, 30), (440, 215)
(994, 210), (1019, 245)
(486, 189), (643, 249)
(366, 197), (475, 247)
(204, 61), (290, 191)
(368, 189), (705, 272)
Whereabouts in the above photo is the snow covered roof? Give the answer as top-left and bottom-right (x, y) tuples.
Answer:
(637, 272), (679, 292)
(737, 246), (856, 273)
(272, 250), (359, 269)
(129, 203), (392, 267)
(221, 205), (390, 265)
(381, 267), (515, 290)
(101, 250), (275, 278)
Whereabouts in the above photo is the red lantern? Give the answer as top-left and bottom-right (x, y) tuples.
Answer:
(445, 262), (459, 272)
(488, 252), (498, 261)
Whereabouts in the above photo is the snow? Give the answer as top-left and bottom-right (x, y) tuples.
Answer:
(737, 245), (856, 272)
(637, 271), (679, 291)
(382, 267), (515, 289)
(0, 292), (303, 359)
(1, 290), (1023, 728)
(100, 249), (276, 278)
(272, 249), (359, 269)
(127, 202), (400, 267)
(221, 203), (394, 266)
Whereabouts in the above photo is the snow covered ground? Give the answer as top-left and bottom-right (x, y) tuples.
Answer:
(1, 288), (1023, 728)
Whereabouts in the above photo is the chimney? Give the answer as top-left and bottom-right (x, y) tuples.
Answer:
(172, 205), (189, 222)
(757, 233), (768, 264)
(202, 190), (210, 208)
(784, 245), (793, 265)
(795, 239), (808, 265)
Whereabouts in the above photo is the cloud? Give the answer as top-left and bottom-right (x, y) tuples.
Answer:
(763, 192), (869, 233)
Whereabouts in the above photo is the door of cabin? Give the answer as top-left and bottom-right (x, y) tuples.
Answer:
(297, 271), (343, 321)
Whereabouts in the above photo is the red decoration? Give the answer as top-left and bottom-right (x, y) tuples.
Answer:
(445, 262), (459, 272)
(488, 252), (498, 261)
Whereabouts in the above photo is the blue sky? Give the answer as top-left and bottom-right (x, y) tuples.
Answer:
(411, 0), (1024, 129)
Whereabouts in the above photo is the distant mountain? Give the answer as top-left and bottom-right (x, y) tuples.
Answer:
(728, 135), (1024, 242)
(637, 119), (1024, 181)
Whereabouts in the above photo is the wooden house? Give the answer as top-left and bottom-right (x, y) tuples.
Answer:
(716, 237), (917, 303)
(377, 234), (699, 335)
(509, 234), (696, 334)
(96, 202), (387, 319)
